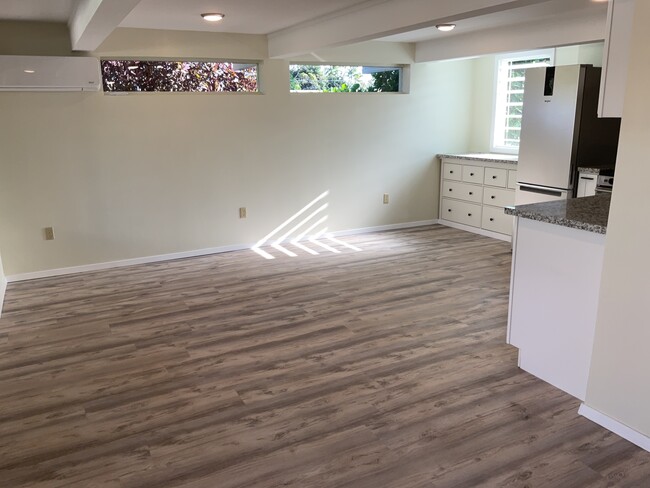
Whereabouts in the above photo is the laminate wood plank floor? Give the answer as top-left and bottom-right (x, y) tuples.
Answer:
(0, 225), (648, 487)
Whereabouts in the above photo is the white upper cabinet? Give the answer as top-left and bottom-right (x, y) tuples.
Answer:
(599, 0), (635, 118)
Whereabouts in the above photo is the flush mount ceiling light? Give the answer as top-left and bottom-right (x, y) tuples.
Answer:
(436, 23), (456, 32)
(24, 69), (35, 74)
(201, 13), (225, 22)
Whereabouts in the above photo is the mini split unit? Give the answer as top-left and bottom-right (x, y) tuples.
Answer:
(0, 55), (101, 92)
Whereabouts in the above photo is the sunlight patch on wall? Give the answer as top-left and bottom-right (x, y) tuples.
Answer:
(251, 191), (362, 259)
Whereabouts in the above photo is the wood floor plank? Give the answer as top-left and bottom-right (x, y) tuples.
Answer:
(0, 225), (647, 487)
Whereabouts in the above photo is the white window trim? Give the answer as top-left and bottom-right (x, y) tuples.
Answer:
(490, 49), (555, 155)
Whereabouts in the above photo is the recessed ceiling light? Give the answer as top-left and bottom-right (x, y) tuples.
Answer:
(201, 13), (225, 22)
(24, 69), (35, 74)
(436, 23), (456, 32)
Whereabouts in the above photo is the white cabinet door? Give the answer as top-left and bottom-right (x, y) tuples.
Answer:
(577, 173), (598, 197)
(599, 0), (635, 118)
(509, 218), (605, 400)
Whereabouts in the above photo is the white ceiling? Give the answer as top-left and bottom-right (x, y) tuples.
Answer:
(0, 0), (609, 56)
(123, 0), (374, 35)
(0, 0), (77, 22)
(378, 0), (607, 43)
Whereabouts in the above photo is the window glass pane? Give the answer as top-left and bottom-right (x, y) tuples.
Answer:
(289, 65), (401, 92)
(492, 50), (553, 151)
(101, 60), (258, 93)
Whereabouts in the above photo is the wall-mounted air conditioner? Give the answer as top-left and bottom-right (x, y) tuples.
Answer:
(0, 55), (101, 92)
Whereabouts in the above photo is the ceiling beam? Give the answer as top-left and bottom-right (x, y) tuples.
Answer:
(415, 9), (606, 62)
(267, 0), (552, 59)
(68, 0), (141, 52)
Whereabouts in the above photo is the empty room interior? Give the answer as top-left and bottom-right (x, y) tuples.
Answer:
(1, 0), (650, 486)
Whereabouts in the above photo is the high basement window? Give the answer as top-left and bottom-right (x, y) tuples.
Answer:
(290, 64), (402, 92)
(101, 60), (258, 93)
(492, 50), (554, 153)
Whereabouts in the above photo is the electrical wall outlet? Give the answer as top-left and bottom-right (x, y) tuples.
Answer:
(383, 193), (389, 204)
(239, 207), (247, 219)
(44, 227), (55, 240)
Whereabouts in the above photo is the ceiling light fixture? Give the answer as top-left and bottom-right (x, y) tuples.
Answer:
(436, 23), (456, 32)
(24, 69), (35, 74)
(201, 13), (225, 22)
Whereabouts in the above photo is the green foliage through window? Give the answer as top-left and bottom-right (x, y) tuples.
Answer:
(101, 60), (258, 93)
(289, 65), (401, 93)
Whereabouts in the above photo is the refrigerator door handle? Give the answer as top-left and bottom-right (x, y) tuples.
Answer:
(518, 184), (565, 198)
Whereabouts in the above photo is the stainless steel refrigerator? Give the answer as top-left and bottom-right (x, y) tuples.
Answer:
(515, 65), (621, 205)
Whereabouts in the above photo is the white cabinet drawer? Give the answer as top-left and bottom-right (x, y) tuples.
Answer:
(484, 167), (508, 187)
(443, 162), (462, 181)
(441, 198), (482, 228)
(482, 206), (514, 235)
(442, 181), (483, 204)
(462, 165), (484, 184)
(483, 187), (515, 207)
(508, 170), (517, 190)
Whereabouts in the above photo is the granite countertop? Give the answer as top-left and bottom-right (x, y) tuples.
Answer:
(438, 153), (518, 165)
(577, 167), (614, 175)
(504, 194), (611, 234)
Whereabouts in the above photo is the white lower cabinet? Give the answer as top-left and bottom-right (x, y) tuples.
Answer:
(439, 157), (517, 240)
(508, 217), (605, 400)
(442, 180), (483, 204)
(577, 172), (598, 197)
(441, 198), (482, 227)
(482, 206), (513, 235)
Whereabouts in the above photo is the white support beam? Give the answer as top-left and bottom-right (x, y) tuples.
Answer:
(415, 9), (606, 62)
(267, 0), (551, 58)
(68, 0), (141, 52)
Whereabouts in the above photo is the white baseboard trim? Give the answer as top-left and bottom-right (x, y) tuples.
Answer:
(438, 219), (512, 243)
(6, 243), (254, 283)
(579, 403), (650, 452)
(331, 219), (439, 237)
(6, 219), (441, 283)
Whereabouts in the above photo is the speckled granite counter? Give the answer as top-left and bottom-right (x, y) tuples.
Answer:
(438, 153), (518, 165)
(577, 167), (615, 175)
(505, 194), (611, 234)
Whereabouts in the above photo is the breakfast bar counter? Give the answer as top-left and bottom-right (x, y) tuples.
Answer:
(504, 193), (611, 234)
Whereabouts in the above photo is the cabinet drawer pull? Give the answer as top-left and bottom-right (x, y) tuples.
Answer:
(469, 192), (473, 195)
(467, 213), (472, 217)
(492, 175), (497, 179)
(491, 196), (496, 199)
(448, 209), (452, 212)
(449, 170), (454, 174)
(470, 173), (475, 176)
(449, 188), (453, 192)
(490, 218), (494, 222)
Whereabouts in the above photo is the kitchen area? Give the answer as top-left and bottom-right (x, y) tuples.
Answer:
(436, 0), (647, 450)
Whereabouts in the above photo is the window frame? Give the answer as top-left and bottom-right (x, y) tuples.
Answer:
(100, 57), (262, 94)
(490, 49), (555, 154)
(288, 62), (407, 94)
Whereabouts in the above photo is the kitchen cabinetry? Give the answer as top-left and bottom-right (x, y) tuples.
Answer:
(508, 217), (605, 401)
(576, 172), (597, 197)
(439, 157), (516, 241)
(599, 0), (635, 118)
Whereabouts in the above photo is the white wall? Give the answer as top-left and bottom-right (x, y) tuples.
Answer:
(585, 1), (650, 438)
(0, 27), (474, 276)
(468, 43), (604, 153)
(0, 250), (6, 316)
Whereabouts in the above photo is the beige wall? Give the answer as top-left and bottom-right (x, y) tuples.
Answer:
(468, 43), (605, 153)
(0, 250), (6, 316)
(0, 27), (473, 276)
(586, 2), (650, 437)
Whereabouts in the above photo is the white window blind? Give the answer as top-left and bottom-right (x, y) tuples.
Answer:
(492, 50), (554, 153)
